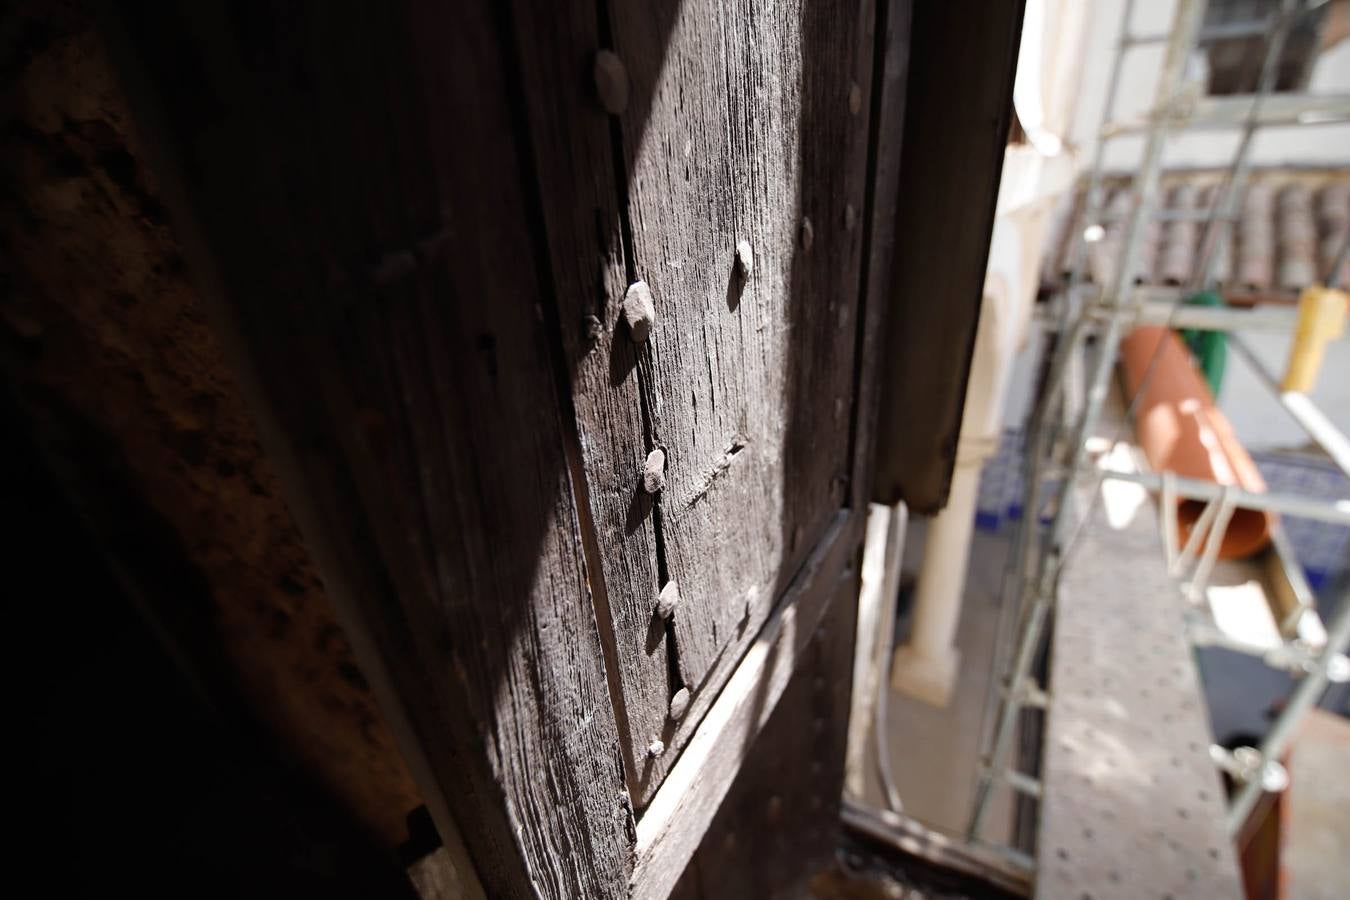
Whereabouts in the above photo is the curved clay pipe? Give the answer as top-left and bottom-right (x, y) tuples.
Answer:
(1120, 326), (1275, 559)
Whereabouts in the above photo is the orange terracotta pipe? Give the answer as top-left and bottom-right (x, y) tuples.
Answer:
(1120, 326), (1275, 559)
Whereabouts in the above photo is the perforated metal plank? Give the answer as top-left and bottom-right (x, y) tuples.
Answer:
(1036, 486), (1243, 899)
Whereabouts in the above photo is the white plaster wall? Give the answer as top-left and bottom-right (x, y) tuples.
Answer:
(1071, 0), (1350, 173)
(1013, 0), (1350, 454)
(1222, 329), (1350, 452)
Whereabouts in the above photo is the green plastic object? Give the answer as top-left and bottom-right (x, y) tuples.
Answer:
(1179, 290), (1227, 398)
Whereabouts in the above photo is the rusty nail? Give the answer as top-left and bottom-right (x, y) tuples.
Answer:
(848, 81), (861, 115)
(648, 738), (666, 758)
(622, 280), (655, 343)
(593, 50), (629, 115)
(845, 203), (857, 232)
(656, 580), (680, 619)
(735, 240), (754, 280)
(800, 216), (815, 252)
(669, 687), (691, 720)
(642, 447), (666, 493)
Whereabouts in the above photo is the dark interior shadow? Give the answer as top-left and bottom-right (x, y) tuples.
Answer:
(609, 313), (641, 387)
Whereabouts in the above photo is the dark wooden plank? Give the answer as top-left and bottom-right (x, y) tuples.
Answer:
(101, 3), (632, 897)
(849, 0), (914, 514)
(505, 0), (665, 804)
(690, 569), (860, 900)
(870, 1), (1024, 513)
(631, 511), (862, 899)
(608, 0), (876, 805)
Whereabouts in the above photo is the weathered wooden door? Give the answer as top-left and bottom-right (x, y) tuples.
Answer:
(107, 0), (910, 896)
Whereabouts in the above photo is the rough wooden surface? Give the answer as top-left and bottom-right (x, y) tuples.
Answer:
(96, 0), (909, 893)
(632, 512), (860, 900)
(689, 564), (860, 900)
(505, 0), (666, 803)
(104, 3), (632, 897)
(0, 0), (420, 847)
(871, 0), (1024, 513)
(849, 0), (912, 517)
(608, 0), (876, 805)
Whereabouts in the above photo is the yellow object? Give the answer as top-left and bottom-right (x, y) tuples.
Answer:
(1281, 286), (1348, 393)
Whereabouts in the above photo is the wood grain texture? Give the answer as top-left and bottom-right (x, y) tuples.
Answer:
(505, 0), (664, 803)
(103, 3), (632, 897)
(609, 0), (876, 805)
(690, 559), (860, 900)
(849, 0), (913, 515)
(631, 511), (861, 900)
(870, 1), (1024, 513)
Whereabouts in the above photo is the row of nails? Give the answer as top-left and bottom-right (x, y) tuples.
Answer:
(594, 47), (858, 759)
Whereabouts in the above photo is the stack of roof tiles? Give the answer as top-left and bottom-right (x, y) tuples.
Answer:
(1054, 172), (1350, 295)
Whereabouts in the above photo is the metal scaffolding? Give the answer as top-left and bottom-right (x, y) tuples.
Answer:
(844, 1), (1350, 888)
(967, 0), (1350, 860)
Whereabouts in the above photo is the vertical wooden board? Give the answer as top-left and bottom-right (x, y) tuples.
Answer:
(848, 0), (913, 515)
(505, 0), (668, 802)
(691, 576), (859, 900)
(103, 3), (632, 897)
(609, 0), (875, 805)
(870, 0), (1024, 513)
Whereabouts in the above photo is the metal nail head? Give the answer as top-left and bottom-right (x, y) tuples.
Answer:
(656, 579), (680, 619)
(642, 447), (666, 494)
(622, 280), (655, 343)
(669, 687), (691, 720)
(735, 240), (754, 280)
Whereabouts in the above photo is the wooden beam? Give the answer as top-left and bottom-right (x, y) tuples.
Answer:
(849, 0), (914, 514)
(871, 1), (1025, 513)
